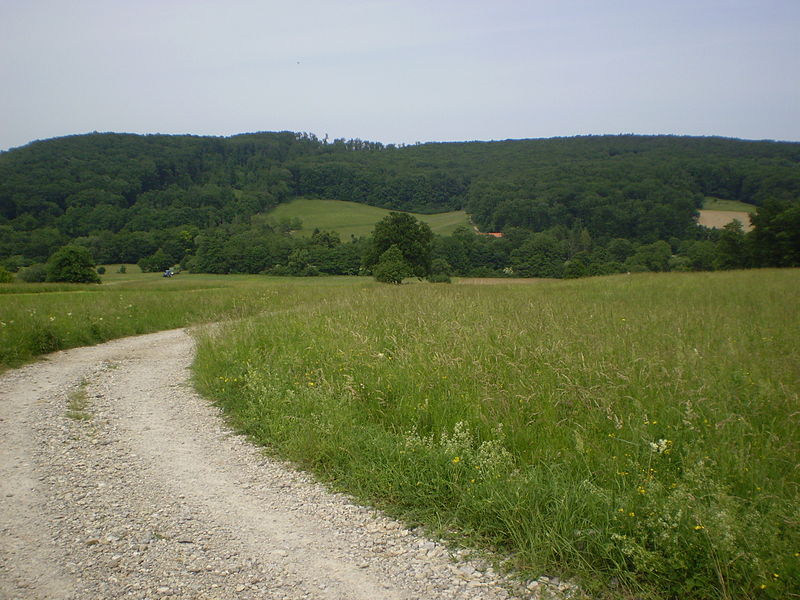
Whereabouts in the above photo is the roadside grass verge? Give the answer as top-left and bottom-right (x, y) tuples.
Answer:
(194, 270), (800, 599)
(0, 274), (371, 371)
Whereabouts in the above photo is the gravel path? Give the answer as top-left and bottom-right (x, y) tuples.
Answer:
(0, 328), (563, 600)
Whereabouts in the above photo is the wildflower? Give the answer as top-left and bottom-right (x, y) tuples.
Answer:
(649, 439), (672, 454)
(628, 512), (635, 517)
(49, 316), (55, 321)
(693, 525), (705, 531)
(452, 456), (461, 464)
(307, 381), (315, 386)
(637, 487), (647, 495)
(773, 573), (779, 579)
(760, 584), (767, 589)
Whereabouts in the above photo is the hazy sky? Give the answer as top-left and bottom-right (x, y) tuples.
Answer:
(1, 0), (798, 151)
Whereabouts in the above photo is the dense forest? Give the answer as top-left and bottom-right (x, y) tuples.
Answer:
(1, 131), (798, 279)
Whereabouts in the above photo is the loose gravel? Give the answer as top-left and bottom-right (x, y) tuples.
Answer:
(0, 328), (580, 600)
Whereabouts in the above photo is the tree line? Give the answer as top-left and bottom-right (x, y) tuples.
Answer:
(0, 131), (798, 279)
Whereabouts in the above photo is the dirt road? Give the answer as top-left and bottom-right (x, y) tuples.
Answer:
(0, 329), (531, 600)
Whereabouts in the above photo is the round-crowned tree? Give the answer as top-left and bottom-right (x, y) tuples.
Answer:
(46, 246), (101, 283)
(363, 212), (433, 278)
(373, 244), (412, 284)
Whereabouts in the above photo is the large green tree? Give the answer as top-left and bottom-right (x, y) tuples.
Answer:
(45, 245), (101, 283)
(373, 245), (412, 284)
(363, 212), (433, 277)
(748, 200), (800, 267)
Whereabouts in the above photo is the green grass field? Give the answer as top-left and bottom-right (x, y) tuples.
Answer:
(702, 197), (758, 213)
(267, 198), (471, 239)
(194, 270), (800, 599)
(0, 271), (369, 370)
(3, 270), (798, 598)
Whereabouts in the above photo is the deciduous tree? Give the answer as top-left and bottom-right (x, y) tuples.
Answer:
(45, 245), (101, 283)
(364, 212), (433, 277)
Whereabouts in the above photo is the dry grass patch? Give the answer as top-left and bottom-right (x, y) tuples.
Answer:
(697, 210), (753, 231)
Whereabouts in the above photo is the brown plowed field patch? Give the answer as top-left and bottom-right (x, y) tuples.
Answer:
(698, 210), (753, 231)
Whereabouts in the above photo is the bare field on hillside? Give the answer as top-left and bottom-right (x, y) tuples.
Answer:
(698, 210), (753, 231)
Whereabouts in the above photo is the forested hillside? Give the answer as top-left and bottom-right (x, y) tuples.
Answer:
(1, 131), (798, 277)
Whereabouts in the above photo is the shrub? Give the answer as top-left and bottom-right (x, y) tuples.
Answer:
(138, 249), (172, 273)
(45, 246), (101, 284)
(17, 263), (48, 282)
(0, 266), (13, 283)
(96, 266), (106, 275)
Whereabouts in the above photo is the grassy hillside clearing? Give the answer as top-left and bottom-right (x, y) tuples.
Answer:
(698, 197), (755, 232)
(267, 198), (471, 239)
(701, 198), (758, 213)
(194, 270), (799, 600)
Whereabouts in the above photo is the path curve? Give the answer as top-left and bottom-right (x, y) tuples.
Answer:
(0, 328), (531, 600)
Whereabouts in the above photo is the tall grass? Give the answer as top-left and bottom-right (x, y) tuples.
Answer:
(194, 270), (800, 599)
(0, 274), (368, 370)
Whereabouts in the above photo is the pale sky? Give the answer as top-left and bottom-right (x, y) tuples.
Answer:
(1, 0), (799, 151)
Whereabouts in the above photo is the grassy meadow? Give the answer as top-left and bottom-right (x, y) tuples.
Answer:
(193, 270), (800, 599)
(0, 270), (370, 370)
(268, 198), (471, 239)
(702, 198), (758, 213)
(3, 269), (798, 598)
